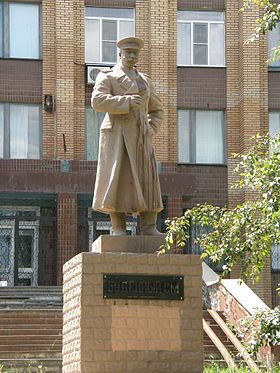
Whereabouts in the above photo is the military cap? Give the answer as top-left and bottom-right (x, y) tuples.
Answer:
(117, 36), (144, 50)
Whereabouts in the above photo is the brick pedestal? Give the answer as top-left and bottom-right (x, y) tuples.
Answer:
(63, 239), (203, 373)
(91, 235), (166, 254)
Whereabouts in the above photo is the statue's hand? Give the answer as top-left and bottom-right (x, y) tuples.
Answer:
(130, 95), (144, 109)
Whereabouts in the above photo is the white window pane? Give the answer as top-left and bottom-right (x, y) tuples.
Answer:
(178, 110), (190, 163)
(9, 4), (39, 59)
(177, 23), (191, 65)
(210, 23), (225, 65)
(0, 3), (3, 57)
(269, 112), (280, 136)
(193, 44), (207, 65)
(193, 23), (207, 43)
(85, 19), (100, 63)
(86, 108), (105, 161)
(27, 106), (40, 159)
(102, 20), (117, 41)
(119, 20), (134, 39)
(102, 41), (117, 62)
(0, 104), (3, 158)
(271, 244), (280, 271)
(178, 11), (224, 22)
(196, 111), (224, 164)
(86, 7), (134, 19)
(10, 105), (40, 159)
(268, 24), (280, 67)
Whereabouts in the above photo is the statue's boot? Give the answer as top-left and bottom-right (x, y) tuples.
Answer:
(140, 211), (164, 236)
(110, 212), (126, 236)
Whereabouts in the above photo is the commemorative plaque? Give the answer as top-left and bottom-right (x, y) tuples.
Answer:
(103, 274), (184, 300)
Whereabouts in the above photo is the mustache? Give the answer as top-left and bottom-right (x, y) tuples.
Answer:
(123, 56), (137, 61)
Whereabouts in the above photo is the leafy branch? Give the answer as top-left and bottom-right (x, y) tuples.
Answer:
(162, 134), (280, 282)
(242, 0), (280, 61)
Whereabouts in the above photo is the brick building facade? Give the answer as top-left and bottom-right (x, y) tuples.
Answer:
(0, 0), (279, 307)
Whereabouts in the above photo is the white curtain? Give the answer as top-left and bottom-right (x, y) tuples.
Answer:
(85, 19), (100, 63)
(210, 23), (225, 66)
(177, 22), (191, 65)
(10, 104), (40, 159)
(178, 110), (190, 163)
(0, 104), (3, 158)
(9, 3), (39, 59)
(119, 20), (134, 40)
(269, 112), (280, 136)
(0, 3), (2, 57)
(86, 108), (105, 161)
(196, 111), (224, 164)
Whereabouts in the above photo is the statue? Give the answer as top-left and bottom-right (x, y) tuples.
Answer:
(91, 37), (164, 236)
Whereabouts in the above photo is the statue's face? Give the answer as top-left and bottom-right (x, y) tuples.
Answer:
(120, 48), (139, 69)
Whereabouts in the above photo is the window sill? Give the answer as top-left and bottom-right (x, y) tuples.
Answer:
(0, 57), (42, 62)
(268, 67), (280, 72)
(177, 64), (226, 68)
(177, 163), (227, 167)
(85, 62), (115, 67)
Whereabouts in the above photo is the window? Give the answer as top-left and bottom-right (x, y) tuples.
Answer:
(85, 107), (105, 160)
(0, 103), (41, 159)
(269, 111), (280, 136)
(184, 215), (223, 272)
(271, 244), (280, 271)
(178, 110), (225, 164)
(85, 7), (135, 64)
(268, 23), (280, 67)
(0, 207), (39, 286)
(177, 11), (225, 66)
(0, 2), (41, 59)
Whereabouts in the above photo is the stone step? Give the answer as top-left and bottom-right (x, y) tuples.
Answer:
(0, 317), (62, 325)
(0, 287), (63, 309)
(0, 328), (62, 335)
(1, 358), (62, 372)
(0, 352), (62, 359)
(0, 335), (62, 342)
(0, 344), (62, 352)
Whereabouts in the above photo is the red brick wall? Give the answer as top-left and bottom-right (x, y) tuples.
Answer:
(85, 0), (135, 6)
(57, 193), (77, 285)
(178, 0), (225, 10)
(178, 68), (226, 110)
(0, 60), (42, 103)
(268, 72), (280, 109)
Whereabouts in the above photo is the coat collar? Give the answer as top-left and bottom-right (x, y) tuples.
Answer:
(111, 63), (139, 93)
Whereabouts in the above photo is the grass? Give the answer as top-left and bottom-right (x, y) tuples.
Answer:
(203, 363), (280, 372)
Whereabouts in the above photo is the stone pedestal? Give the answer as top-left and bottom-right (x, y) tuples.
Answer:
(91, 235), (166, 254)
(62, 237), (203, 373)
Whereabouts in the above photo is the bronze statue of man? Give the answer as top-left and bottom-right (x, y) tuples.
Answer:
(91, 37), (164, 236)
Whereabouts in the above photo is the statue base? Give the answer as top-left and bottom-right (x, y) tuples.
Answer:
(91, 235), (166, 254)
(62, 236), (203, 373)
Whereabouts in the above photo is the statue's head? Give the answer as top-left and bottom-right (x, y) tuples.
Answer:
(117, 37), (144, 69)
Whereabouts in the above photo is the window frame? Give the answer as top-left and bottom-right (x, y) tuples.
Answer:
(0, 102), (42, 159)
(177, 11), (225, 67)
(268, 22), (280, 69)
(0, 206), (40, 287)
(1, 0), (42, 60)
(85, 7), (135, 65)
(177, 109), (226, 165)
(269, 110), (280, 136)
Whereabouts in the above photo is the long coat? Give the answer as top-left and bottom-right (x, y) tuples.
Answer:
(91, 63), (164, 214)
